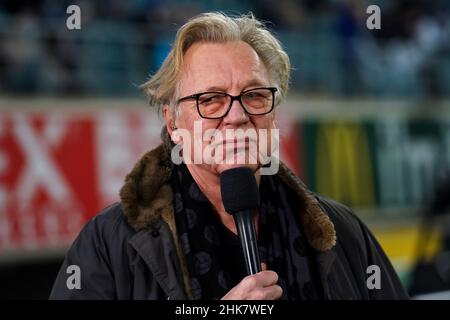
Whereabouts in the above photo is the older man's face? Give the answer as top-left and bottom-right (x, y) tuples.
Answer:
(172, 40), (276, 175)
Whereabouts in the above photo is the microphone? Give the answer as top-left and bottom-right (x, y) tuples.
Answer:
(220, 167), (261, 275)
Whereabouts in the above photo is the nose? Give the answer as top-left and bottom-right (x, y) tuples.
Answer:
(222, 98), (249, 127)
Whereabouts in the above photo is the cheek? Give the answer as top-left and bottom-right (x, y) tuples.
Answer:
(254, 116), (277, 151)
(177, 109), (200, 131)
(253, 114), (276, 130)
(180, 116), (220, 146)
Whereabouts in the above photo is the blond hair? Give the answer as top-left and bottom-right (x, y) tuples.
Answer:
(141, 12), (291, 111)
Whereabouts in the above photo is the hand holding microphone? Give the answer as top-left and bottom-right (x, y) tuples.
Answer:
(220, 167), (282, 300)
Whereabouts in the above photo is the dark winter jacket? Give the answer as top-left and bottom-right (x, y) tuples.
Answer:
(49, 144), (408, 300)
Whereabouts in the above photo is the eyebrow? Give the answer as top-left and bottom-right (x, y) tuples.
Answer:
(203, 79), (269, 93)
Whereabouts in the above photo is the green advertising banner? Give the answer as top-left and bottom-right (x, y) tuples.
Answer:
(301, 119), (444, 216)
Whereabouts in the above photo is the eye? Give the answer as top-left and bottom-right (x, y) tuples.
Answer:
(243, 91), (267, 99)
(199, 94), (226, 105)
(244, 92), (258, 98)
(202, 96), (216, 103)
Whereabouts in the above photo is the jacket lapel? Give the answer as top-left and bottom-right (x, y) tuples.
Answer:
(316, 250), (338, 299)
(128, 221), (188, 299)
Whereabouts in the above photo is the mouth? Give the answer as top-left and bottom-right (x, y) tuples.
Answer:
(222, 139), (255, 152)
(223, 139), (249, 145)
(204, 136), (260, 162)
(207, 137), (252, 147)
(200, 137), (261, 166)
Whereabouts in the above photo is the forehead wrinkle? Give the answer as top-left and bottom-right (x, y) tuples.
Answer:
(179, 41), (269, 94)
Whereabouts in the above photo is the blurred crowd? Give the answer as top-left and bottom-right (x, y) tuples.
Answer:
(0, 0), (449, 98)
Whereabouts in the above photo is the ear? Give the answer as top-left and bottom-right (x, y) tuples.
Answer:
(162, 105), (175, 136)
(162, 105), (181, 144)
(271, 109), (278, 129)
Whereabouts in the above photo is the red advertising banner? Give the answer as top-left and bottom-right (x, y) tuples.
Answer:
(0, 108), (299, 255)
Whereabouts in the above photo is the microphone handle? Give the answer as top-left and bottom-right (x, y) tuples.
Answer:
(233, 210), (261, 275)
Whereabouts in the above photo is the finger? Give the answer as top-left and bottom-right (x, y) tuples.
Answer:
(249, 284), (283, 300)
(258, 270), (278, 287)
(262, 284), (283, 300)
(243, 270), (278, 289)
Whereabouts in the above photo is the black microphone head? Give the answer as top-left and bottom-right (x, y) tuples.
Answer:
(220, 167), (260, 215)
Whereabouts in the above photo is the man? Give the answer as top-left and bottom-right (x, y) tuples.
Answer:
(50, 12), (408, 300)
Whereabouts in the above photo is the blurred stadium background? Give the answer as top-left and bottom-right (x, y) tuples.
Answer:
(1, 0), (450, 299)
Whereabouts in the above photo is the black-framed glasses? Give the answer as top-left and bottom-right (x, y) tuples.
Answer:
(176, 87), (278, 119)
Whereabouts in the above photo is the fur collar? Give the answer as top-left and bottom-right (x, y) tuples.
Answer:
(120, 144), (336, 252)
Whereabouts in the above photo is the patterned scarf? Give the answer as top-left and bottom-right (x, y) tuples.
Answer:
(171, 164), (321, 300)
